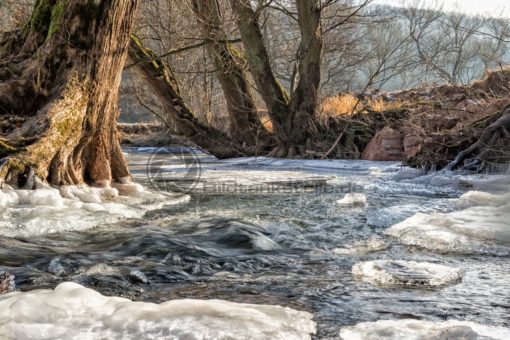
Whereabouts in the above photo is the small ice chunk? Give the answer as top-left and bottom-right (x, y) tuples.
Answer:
(352, 260), (462, 287)
(128, 269), (148, 284)
(337, 193), (367, 207)
(0, 282), (316, 339)
(339, 319), (510, 340)
(48, 257), (66, 276)
(332, 237), (388, 255)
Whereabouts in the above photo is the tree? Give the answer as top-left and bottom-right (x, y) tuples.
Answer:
(190, 0), (269, 147)
(230, 0), (323, 157)
(128, 36), (244, 158)
(0, 0), (139, 187)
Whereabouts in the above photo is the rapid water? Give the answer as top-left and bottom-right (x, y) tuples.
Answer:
(1, 148), (509, 339)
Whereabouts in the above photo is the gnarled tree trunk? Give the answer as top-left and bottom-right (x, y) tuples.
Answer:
(190, 0), (269, 147)
(0, 0), (139, 187)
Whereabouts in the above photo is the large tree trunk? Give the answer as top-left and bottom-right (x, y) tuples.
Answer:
(190, 0), (269, 147)
(229, 0), (290, 142)
(230, 0), (322, 157)
(0, 0), (139, 187)
(287, 0), (322, 146)
(128, 36), (244, 158)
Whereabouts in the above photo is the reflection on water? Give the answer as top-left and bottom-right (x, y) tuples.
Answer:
(1, 148), (509, 338)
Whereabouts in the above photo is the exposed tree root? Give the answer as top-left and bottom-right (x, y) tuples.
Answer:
(446, 106), (510, 171)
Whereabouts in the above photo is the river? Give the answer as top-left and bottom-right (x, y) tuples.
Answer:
(0, 147), (509, 339)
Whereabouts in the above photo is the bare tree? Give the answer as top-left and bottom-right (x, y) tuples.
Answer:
(190, 0), (268, 146)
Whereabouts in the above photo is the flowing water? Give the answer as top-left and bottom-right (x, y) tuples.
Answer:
(1, 147), (509, 339)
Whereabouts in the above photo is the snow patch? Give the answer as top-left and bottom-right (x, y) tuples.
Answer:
(339, 319), (510, 340)
(352, 260), (462, 287)
(0, 282), (316, 340)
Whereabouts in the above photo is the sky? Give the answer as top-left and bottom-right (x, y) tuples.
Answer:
(373, 0), (510, 18)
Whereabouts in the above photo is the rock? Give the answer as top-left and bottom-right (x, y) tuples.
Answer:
(0, 272), (15, 294)
(362, 127), (404, 161)
(403, 133), (422, 159)
(454, 99), (485, 114)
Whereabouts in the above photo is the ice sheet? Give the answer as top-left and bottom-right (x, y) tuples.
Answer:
(0, 186), (189, 237)
(0, 282), (316, 340)
(385, 198), (510, 256)
(339, 319), (510, 340)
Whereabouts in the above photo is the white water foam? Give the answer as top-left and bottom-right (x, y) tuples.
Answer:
(339, 319), (510, 340)
(352, 260), (462, 287)
(0, 282), (316, 340)
(0, 186), (189, 237)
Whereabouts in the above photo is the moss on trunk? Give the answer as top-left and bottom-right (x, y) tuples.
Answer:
(0, 0), (139, 187)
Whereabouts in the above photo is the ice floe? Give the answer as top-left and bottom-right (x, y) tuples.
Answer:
(457, 190), (510, 208)
(339, 319), (510, 340)
(352, 260), (462, 287)
(0, 282), (316, 340)
(0, 186), (189, 237)
(385, 197), (510, 256)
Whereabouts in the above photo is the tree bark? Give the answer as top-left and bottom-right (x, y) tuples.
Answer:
(0, 0), (139, 187)
(230, 0), (323, 156)
(229, 0), (290, 142)
(287, 0), (322, 145)
(128, 36), (244, 158)
(190, 0), (269, 147)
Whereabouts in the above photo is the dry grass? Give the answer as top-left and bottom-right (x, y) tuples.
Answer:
(367, 97), (404, 112)
(319, 94), (361, 117)
(316, 94), (406, 128)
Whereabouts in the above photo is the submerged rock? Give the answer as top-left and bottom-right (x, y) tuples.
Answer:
(173, 217), (282, 253)
(0, 272), (15, 294)
(352, 260), (462, 287)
